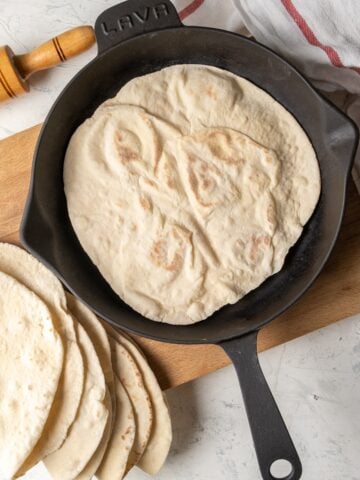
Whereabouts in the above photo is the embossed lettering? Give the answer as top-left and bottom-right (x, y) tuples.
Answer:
(101, 21), (117, 36)
(117, 15), (134, 30)
(133, 7), (150, 23)
(154, 3), (169, 19)
(101, 2), (171, 38)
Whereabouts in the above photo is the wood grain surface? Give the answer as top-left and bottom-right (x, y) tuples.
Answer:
(1, 124), (360, 390)
(15, 26), (95, 80)
(0, 27), (95, 102)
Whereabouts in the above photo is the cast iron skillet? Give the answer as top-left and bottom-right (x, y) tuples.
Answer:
(21, 1), (358, 479)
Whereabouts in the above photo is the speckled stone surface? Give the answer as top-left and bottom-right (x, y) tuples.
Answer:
(1, 2), (359, 479)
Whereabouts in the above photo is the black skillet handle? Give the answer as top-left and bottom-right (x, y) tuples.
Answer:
(220, 331), (302, 480)
(95, 0), (182, 54)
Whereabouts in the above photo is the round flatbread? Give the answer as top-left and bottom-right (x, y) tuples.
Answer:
(65, 294), (114, 480)
(0, 243), (84, 476)
(75, 388), (112, 480)
(96, 376), (136, 480)
(44, 323), (109, 480)
(109, 329), (172, 475)
(64, 64), (320, 325)
(0, 272), (63, 480)
(66, 293), (115, 411)
(108, 337), (153, 468)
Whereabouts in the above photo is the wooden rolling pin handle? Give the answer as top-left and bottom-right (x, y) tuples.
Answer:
(14, 26), (95, 80)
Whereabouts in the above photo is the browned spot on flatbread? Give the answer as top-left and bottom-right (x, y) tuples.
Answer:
(139, 195), (152, 211)
(264, 152), (275, 164)
(150, 240), (183, 272)
(206, 86), (217, 99)
(250, 235), (271, 262)
(117, 144), (138, 163)
(167, 177), (176, 188)
(267, 204), (276, 225)
(208, 130), (220, 139)
(150, 227), (189, 272)
(187, 155), (213, 207)
(163, 162), (176, 189)
(187, 157), (198, 187)
(171, 226), (190, 242)
(206, 130), (244, 166)
(202, 177), (212, 190)
(144, 178), (156, 188)
(115, 128), (138, 163)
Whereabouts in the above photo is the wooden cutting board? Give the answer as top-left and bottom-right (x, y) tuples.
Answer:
(1, 124), (360, 390)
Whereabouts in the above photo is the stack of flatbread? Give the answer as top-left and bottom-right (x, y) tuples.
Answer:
(0, 243), (171, 480)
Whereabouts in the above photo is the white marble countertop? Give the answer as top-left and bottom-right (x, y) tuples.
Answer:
(1, 2), (359, 479)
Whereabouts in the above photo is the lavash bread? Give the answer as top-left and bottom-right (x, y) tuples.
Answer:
(74, 388), (112, 480)
(109, 337), (153, 468)
(0, 244), (85, 475)
(108, 328), (172, 476)
(0, 272), (63, 480)
(64, 64), (320, 325)
(43, 322), (109, 480)
(66, 294), (115, 480)
(96, 377), (136, 480)
(66, 293), (116, 413)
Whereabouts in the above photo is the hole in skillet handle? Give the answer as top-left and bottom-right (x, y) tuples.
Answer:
(220, 331), (302, 480)
(94, 0), (183, 54)
(270, 459), (294, 479)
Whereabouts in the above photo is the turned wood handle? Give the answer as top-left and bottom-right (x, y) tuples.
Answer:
(14, 26), (95, 80)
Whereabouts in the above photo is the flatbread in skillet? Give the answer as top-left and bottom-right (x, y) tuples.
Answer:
(64, 65), (320, 325)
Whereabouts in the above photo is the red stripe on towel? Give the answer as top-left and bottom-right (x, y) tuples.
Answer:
(179, 0), (205, 21)
(281, 0), (360, 75)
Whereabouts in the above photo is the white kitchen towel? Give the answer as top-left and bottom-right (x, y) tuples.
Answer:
(173, 0), (360, 191)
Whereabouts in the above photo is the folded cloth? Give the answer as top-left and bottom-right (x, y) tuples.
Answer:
(175, 0), (245, 32)
(172, 0), (360, 191)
